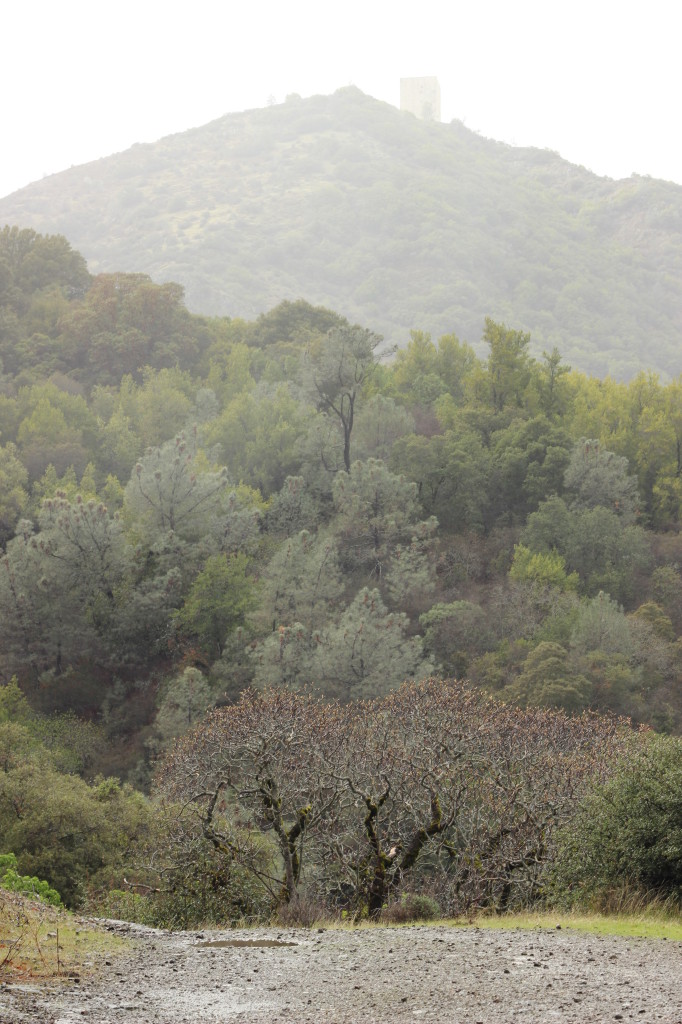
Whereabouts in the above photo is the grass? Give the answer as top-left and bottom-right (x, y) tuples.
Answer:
(267, 910), (682, 941)
(275, 892), (682, 941)
(467, 909), (682, 941)
(0, 888), (129, 981)
(307, 910), (682, 940)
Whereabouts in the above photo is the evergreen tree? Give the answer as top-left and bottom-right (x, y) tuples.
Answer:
(312, 588), (434, 701)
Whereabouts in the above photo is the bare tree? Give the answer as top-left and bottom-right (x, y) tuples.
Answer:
(157, 689), (345, 906)
(155, 681), (631, 920)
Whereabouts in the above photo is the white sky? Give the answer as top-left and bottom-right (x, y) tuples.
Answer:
(2, 0), (680, 200)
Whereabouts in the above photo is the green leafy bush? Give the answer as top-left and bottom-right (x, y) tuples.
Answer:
(0, 852), (62, 906)
(550, 734), (682, 907)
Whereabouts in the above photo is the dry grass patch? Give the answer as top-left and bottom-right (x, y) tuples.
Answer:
(0, 888), (128, 981)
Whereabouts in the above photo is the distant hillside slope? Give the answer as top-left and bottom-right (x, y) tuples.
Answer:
(1, 88), (681, 379)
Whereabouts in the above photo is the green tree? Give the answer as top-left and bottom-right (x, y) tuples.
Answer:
(264, 475), (319, 538)
(0, 726), (149, 906)
(564, 439), (641, 522)
(536, 347), (571, 418)
(37, 493), (130, 643)
(502, 641), (592, 713)
(488, 416), (572, 523)
(0, 520), (92, 678)
(250, 622), (320, 692)
(390, 430), (489, 532)
(569, 592), (633, 659)
(522, 498), (651, 603)
(203, 341), (256, 403)
(155, 667), (214, 746)
(251, 298), (347, 350)
(302, 325), (384, 472)
(58, 273), (203, 386)
(435, 332), (478, 402)
(259, 529), (343, 632)
(0, 226), (89, 296)
(509, 545), (579, 592)
(483, 318), (532, 412)
(564, 509), (651, 602)
(16, 393), (89, 479)
(0, 852), (62, 906)
(174, 553), (257, 660)
(382, 536), (437, 617)
(388, 330), (446, 405)
(124, 432), (228, 543)
(420, 601), (489, 677)
(205, 384), (312, 496)
(641, 378), (682, 527)
(331, 458), (436, 582)
(312, 588), (434, 701)
(352, 394), (415, 462)
(0, 442), (28, 542)
(115, 368), (194, 448)
(0, 676), (33, 724)
(574, 651), (642, 718)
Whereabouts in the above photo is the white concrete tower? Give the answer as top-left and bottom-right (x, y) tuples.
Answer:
(400, 77), (441, 121)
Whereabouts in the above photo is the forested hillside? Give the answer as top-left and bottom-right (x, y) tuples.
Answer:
(1, 89), (682, 379)
(1, 224), (682, 773)
(3, 225), (682, 922)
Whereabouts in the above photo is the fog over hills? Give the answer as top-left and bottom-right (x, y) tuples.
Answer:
(1, 87), (681, 379)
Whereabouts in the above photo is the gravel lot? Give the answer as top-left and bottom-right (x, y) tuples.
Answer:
(2, 920), (682, 1023)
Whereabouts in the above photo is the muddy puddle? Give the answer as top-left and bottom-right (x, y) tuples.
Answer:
(195, 938), (298, 948)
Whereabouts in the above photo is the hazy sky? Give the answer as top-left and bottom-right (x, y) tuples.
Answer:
(3, 0), (680, 200)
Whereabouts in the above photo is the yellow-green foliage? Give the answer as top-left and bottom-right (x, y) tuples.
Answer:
(509, 544), (579, 592)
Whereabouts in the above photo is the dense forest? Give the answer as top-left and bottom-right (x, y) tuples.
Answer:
(1, 89), (682, 380)
(2, 224), (682, 923)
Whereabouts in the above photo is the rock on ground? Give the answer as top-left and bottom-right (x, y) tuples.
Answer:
(1, 922), (681, 1023)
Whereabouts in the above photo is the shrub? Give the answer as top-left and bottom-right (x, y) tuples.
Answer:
(99, 805), (275, 930)
(0, 756), (151, 907)
(550, 734), (682, 907)
(0, 853), (62, 907)
(275, 894), (330, 928)
(381, 893), (441, 924)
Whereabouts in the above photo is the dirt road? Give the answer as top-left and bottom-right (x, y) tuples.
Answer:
(2, 920), (681, 1023)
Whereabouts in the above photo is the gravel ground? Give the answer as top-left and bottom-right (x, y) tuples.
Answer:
(2, 920), (682, 1023)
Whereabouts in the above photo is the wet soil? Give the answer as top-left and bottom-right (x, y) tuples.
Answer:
(2, 920), (681, 1023)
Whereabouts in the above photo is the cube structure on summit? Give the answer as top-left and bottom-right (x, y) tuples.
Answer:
(400, 77), (441, 121)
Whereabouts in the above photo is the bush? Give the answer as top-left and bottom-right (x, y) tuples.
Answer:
(381, 893), (441, 924)
(0, 852), (62, 906)
(145, 856), (271, 930)
(550, 734), (682, 907)
(0, 757), (151, 907)
(100, 805), (276, 930)
(275, 894), (330, 928)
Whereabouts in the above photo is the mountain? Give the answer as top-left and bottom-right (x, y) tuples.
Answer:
(1, 87), (681, 379)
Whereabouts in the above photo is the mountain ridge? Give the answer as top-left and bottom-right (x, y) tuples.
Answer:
(1, 87), (680, 379)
